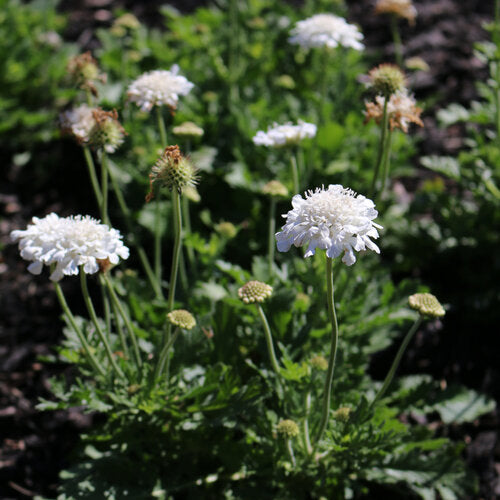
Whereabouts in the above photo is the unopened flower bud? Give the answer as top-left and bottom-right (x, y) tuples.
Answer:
(276, 419), (299, 438)
(368, 63), (406, 96)
(408, 293), (445, 318)
(310, 355), (328, 371)
(184, 185), (201, 203)
(89, 109), (125, 154)
(172, 121), (204, 138)
(67, 51), (106, 96)
(167, 309), (196, 330)
(262, 180), (289, 198)
(334, 407), (352, 423)
(238, 280), (273, 304)
(215, 221), (237, 239)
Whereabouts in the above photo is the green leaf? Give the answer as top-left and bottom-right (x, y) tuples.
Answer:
(420, 156), (461, 181)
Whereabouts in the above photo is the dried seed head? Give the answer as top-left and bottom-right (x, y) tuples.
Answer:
(147, 145), (198, 199)
(368, 63), (406, 97)
(172, 121), (204, 138)
(408, 293), (445, 318)
(67, 51), (106, 96)
(89, 108), (126, 154)
(238, 280), (273, 304)
(215, 221), (237, 239)
(310, 355), (328, 371)
(334, 407), (352, 423)
(262, 180), (289, 198)
(276, 419), (300, 438)
(167, 309), (196, 330)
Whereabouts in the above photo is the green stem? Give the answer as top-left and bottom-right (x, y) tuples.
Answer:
(268, 198), (276, 275)
(80, 270), (124, 378)
(54, 281), (105, 377)
(314, 257), (339, 447)
(83, 147), (102, 209)
(167, 190), (183, 313)
(256, 304), (281, 374)
(371, 317), (423, 406)
(303, 391), (313, 455)
(154, 190), (163, 285)
(380, 128), (394, 198)
(155, 328), (180, 380)
(290, 152), (300, 194)
(285, 439), (296, 467)
(107, 159), (163, 299)
(101, 274), (142, 370)
(107, 283), (129, 360)
(319, 48), (330, 124)
(182, 196), (197, 276)
(100, 151), (110, 225)
(370, 97), (389, 199)
(391, 15), (404, 67)
(157, 106), (168, 147)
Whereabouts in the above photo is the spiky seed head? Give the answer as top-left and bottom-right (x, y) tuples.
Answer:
(215, 221), (237, 239)
(334, 407), (352, 423)
(276, 419), (300, 438)
(408, 293), (445, 318)
(238, 280), (273, 304)
(88, 109), (125, 154)
(262, 180), (289, 198)
(146, 145), (198, 200)
(172, 121), (204, 138)
(368, 63), (406, 96)
(310, 355), (328, 371)
(67, 51), (105, 96)
(167, 309), (196, 330)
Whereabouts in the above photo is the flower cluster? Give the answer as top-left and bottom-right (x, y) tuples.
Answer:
(368, 64), (406, 97)
(172, 121), (204, 138)
(276, 419), (300, 438)
(167, 309), (196, 330)
(365, 91), (423, 132)
(253, 120), (316, 148)
(10, 213), (129, 282)
(408, 293), (445, 318)
(60, 104), (96, 144)
(127, 66), (194, 112)
(89, 108), (126, 153)
(238, 281), (273, 304)
(289, 14), (364, 51)
(375, 0), (417, 24)
(66, 51), (106, 96)
(276, 185), (382, 265)
(262, 180), (289, 198)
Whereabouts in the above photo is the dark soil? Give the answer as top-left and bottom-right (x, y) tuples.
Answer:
(1, 0), (499, 498)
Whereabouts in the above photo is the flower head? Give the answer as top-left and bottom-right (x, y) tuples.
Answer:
(375, 0), (417, 25)
(127, 66), (194, 112)
(215, 221), (237, 239)
(167, 309), (196, 330)
(334, 407), (352, 423)
(88, 108), (126, 153)
(111, 13), (141, 37)
(253, 120), (316, 148)
(364, 90), (423, 132)
(172, 121), (204, 138)
(262, 180), (289, 198)
(408, 293), (445, 318)
(10, 213), (129, 282)
(67, 51), (106, 96)
(289, 14), (364, 51)
(276, 185), (382, 266)
(238, 280), (273, 304)
(59, 104), (96, 144)
(310, 355), (328, 371)
(146, 145), (198, 199)
(276, 419), (300, 438)
(368, 64), (406, 97)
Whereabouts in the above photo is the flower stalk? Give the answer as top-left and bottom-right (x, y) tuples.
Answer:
(390, 14), (404, 67)
(290, 152), (300, 195)
(268, 197), (277, 274)
(100, 151), (110, 225)
(83, 146), (102, 209)
(256, 304), (281, 374)
(370, 97), (389, 199)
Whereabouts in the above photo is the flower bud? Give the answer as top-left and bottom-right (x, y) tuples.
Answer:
(334, 407), (352, 423)
(67, 51), (106, 96)
(184, 185), (201, 203)
(238, 280), (273, 304)
(408, 293), (445, 318)
(276, 419), (300, 438)
(310, 355), (328, 371)
(215, 221), (237, 239)
(89, 109), (126, 154)
(167, 309), (196, 330)
(172, 121), (204, 138)
(368, 63), (406, 97)
(262, 180), (289, 198)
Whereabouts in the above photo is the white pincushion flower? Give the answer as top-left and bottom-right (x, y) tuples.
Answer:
(275, 185), (382, 265)
(253, 120), (317, 148)
(127, 65), (194, 112)
(59, 104), (96, 144)
(289, 14), (364, 51)
(10, 213), (129, 281)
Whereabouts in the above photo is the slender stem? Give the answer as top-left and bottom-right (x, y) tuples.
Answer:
(157, 106), (168, 147)
(100, 151), (110, 225)
(391, 15), (404, 67)
(369, 97), (389, 199)
(314, 257), (339, 446)
(285, 439), (296, 467)
(167, 190), (183, 313)
(371, 317), (423, 406)
(155, 328), (180, 380)
(107, 284), (129, 359)
(182, 196), (197, 276)
(83, 147), (102, 209)
(256, 304), (281, 374)
(290, 152), (300, 195)
(380, 128), (394, 198)
(80, 271), (124, 378)
(303, 391), (313, 455)
(154, 191), (163, 284)
(107, 159), (163, 298)
(54, 282), (105, 377)
(101, 274), (142, 369)
(267, 198), (276, 274)
(319, 48), (330, 124)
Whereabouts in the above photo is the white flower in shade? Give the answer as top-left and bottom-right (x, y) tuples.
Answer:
(253, 120), (317, 148)
(289, 14), (364, 51)
(275, 185), (382, 265)
(10, 213), (129, 281)
(127, 65), (194, 112)
(59, 104), (96, 144)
